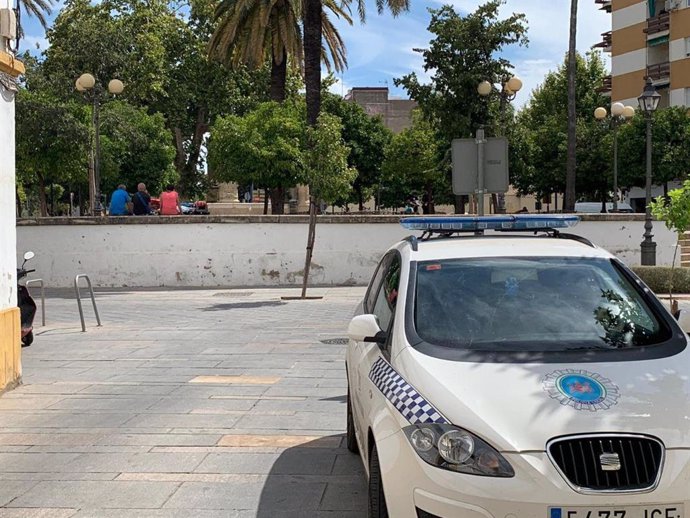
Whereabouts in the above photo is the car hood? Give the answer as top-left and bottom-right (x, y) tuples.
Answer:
(396, 347), (690, 451)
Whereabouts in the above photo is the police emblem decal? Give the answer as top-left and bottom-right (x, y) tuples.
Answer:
(543, 369), (619, 411)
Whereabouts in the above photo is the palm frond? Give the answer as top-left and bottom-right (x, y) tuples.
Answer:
(19, 0), (53, 30)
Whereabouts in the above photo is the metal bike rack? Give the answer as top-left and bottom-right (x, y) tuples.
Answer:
(74, 275), (102, 332)
(24, 278), (45, 326)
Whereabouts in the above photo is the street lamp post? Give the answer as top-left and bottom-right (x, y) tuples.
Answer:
(477, 75), (522, 214)
(594, 102), (635, 212)
(75, 74), (125, 216)
(637, 77), (661, 266)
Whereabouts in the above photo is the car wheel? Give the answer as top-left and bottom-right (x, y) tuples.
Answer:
(368, 442), (389, 518)
(346, 388), (359, 454)
(21, 331), (33, 347)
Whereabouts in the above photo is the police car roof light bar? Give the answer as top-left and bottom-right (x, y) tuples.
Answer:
(399, 215), (580, 233)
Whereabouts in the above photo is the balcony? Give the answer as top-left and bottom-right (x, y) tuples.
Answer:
(596, 75), (612, 94)
(644, 11), (670, 36)
(595, 0), (612, 12)
(592, 31), (612, 52)
(647, 61), (671, 82)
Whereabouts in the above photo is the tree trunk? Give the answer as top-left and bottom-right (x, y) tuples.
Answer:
(453, 195), (466, 214)
(564, 0), (578, 212)
(424, 182), (435, 214)
(304, 0), (322, 127)
(301, 197), (317, 298)
(356, 183), (364, 212)
(15, 185), (22, 218)
(173, 107), (209, 197)
(270, 187), (286, 215)
(270, 50), (287, 103)
(263, 188), (269, 215)
(37, 174), (48, 217)
(301, 0), (323, 297)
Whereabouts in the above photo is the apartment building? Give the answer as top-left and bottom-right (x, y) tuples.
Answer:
(344, 87), (417, 133)
(595, 0), (690, 107)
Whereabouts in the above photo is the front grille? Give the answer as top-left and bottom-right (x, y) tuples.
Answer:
(548, 435), (664, 493)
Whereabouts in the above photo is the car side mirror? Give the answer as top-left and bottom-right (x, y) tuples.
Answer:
(348, 314), (387, 344)
(675, 309), (690, 334)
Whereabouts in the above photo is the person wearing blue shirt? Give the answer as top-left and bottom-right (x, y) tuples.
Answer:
(109, 185), (131, 216)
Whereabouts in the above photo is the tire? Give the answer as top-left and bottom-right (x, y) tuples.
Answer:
(368, 443), (389, 518)
(346, 388), (359, 454)
(21, 331), (33, 347)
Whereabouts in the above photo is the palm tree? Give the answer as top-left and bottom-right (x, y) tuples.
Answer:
(209, 0), (349, 103)
(304, 0), (408, 125)
(300, 0), (408, 298)
(564, 0), (578, 212)
(209, 0), (349, 214)
(16, 0), (54, 46)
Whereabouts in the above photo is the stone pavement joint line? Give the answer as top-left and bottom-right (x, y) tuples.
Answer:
(189, 375), (281, 385)
(0, 287), (367, 516)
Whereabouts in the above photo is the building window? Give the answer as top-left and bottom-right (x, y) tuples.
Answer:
(686, 37), (690, 56)
(685, 88), (690, 107)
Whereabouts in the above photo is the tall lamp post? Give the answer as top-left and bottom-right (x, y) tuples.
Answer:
(477, 75), (523, 214)
(638, 77), (661, 266)
(75, 73), (125, 216)
(594, 102), (635, 212)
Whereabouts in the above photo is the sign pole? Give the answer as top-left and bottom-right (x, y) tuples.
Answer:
(476, 126), (486, 216)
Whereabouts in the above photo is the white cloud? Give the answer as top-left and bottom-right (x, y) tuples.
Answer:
(20, 34), (48, 52)
(328, 75), (353, 96)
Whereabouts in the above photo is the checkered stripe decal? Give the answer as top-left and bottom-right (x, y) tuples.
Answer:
(369, 357), (447, 424)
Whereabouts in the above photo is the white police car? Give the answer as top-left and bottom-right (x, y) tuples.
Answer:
(345, 215), (690, 518)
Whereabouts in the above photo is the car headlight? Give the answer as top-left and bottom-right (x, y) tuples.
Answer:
(403, 424), (514, 477)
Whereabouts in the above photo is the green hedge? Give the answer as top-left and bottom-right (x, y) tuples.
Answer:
(631, 266), (690, 294)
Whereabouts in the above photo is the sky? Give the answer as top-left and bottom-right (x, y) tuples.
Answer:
(20, 0), (612, 108)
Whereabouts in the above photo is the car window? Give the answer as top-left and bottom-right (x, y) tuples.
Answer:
(371, 255), (401, 331)
(413, 257), (670, 352)
(365, 255), (390, 313)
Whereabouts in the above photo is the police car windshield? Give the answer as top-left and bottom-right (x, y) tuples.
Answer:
(413, 257), (669, 352)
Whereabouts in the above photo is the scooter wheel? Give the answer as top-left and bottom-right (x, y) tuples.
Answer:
(21, 331), (33, 347)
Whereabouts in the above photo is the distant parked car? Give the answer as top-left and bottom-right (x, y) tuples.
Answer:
(181, 201), (209, 215)
(575, 202), (635, 213)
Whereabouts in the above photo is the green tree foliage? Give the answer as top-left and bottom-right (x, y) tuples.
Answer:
(379, 116), (447, 212)
(510, 52), (611, 201)
(209, 102), (305, 214)
(99, 101), (178, 198)
(40, 0), (271, 196)
(15, 89), (89, 217)
(617, 108), (690, 191)
(395, 1), (528, 144)
(209, 101), (356, 214)
(302, 112), (357, 205)
(322, 92), (392, 210)
(650, 180), (690, 303)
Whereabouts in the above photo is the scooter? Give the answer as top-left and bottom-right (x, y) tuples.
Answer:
(17, 251), (37, 347)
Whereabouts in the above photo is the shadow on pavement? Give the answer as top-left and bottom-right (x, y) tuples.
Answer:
(256, 433), (367, 518)
(202, 301), (286, 311)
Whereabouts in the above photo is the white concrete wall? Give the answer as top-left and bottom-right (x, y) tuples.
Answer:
(15, 219), (679, 288)
(0, 61), (17, 308)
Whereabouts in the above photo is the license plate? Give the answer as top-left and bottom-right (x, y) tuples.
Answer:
(549, 505), (684, 518)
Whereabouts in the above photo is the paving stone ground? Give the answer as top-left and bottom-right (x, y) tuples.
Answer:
(0, 286), (367, 517)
